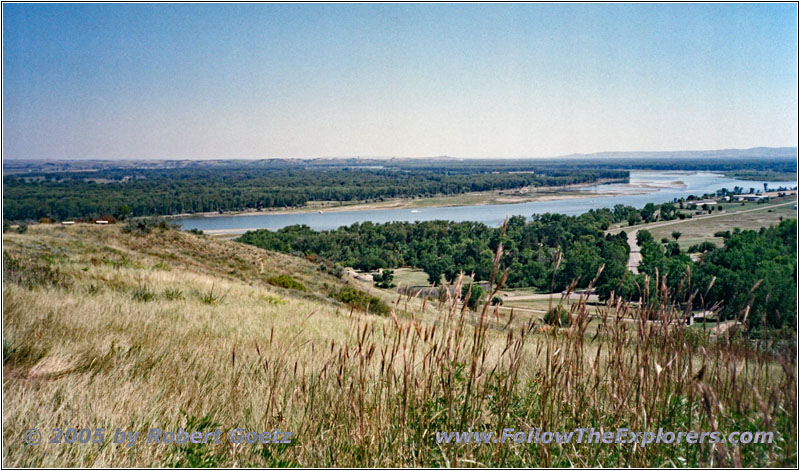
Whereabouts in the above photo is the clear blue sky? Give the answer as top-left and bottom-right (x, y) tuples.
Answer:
(3, 3), (797, 159)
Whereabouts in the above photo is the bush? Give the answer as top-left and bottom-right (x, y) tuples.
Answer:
(122, 217), (175, 235)
(318, 261), (344, 278)
(132, 285), (156, 302)
(687, 241), (717, 253)
(461, 284), (484, 311)
(373, 269), (395, 289)
(200, 285), (226, 305)
(543, 305), (570, 327)
(330, 286), (391, 315)
(267, 275), (307, 292)
(163, 288), (184, 300)
(491, 296), (503, 306)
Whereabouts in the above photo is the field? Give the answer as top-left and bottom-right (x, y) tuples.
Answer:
(3, 224), (795, 467)
(646, 200), (797, 250)
(607, 197), (797, 250)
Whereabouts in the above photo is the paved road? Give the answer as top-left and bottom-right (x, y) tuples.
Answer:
(622, 200), (796, 274)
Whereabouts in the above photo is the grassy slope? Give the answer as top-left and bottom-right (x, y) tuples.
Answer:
(2, 225), (375, 466)
(3, 224), (796, 467)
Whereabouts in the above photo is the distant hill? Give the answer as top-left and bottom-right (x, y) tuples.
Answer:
(556, 147), (798, 161)
(4, 147), (797, 173)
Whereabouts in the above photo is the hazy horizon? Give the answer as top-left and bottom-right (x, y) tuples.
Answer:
(3, 146), (798, 163)
(3, 4), (798, 160)
(4, 146), (798, 161)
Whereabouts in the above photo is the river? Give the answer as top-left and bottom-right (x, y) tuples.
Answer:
(176, 171), (797, 233)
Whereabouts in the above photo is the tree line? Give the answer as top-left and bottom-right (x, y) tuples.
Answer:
(3, 166), (627, 221)
(239, 204), (796, 333)
(630, 219), (796, 333)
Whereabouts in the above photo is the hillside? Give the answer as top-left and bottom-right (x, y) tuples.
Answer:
(2, 224), (395, 466)
(3, 224), (795, 467)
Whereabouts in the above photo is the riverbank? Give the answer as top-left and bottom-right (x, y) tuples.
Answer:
(169, 177), (636, 220)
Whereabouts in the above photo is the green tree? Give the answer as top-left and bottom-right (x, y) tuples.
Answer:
(461, 284), (484, 311)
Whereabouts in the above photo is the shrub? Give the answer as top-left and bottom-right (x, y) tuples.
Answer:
(330, 286), (391, 315)
(200, 285), (226, 305)
(132, 285), (156, 302)
(162, 288), (184, 300)
(260, 294), (286, 305)
(461, 284), (484, 311)
(318, 261), (344, 278)
(267, 275), (307, 292)
(687, 241), (717, 253)
(122, 217), (175, 235)
(152, 261), (171, 271)
(373, 269), (395, 289)
(543, 305), (570, 327)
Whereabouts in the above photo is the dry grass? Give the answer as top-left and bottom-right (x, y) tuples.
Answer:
(2, 224), (796, 467)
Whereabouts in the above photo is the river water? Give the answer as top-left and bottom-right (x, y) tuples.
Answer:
(177, 171), (797, 233)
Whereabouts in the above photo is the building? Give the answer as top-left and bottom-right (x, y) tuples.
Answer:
(691, 310), (718, 323)
(733, 189), (797, 202)
(733, 194), (767, 202)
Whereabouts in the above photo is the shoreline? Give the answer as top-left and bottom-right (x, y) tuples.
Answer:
(170, 177), (637, 220)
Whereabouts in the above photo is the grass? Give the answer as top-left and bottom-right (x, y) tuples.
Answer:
(647, 200), (797, 250)
(391, 268), (431, 287)
(607, 196), (797, 234)
(2, 224), (796, 467)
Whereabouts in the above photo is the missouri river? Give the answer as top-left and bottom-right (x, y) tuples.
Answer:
(177, 171), (797, 233)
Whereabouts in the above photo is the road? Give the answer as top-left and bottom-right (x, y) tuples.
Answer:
(627, 229), (641, 274)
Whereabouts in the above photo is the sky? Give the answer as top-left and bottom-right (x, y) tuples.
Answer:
(2, 3), (798, 159)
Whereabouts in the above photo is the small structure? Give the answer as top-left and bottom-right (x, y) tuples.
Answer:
(61, 221), (75, 225)
(691, 310), (718, 323)
(733, 194), (767, 202)
(95, 220), (109, 225)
